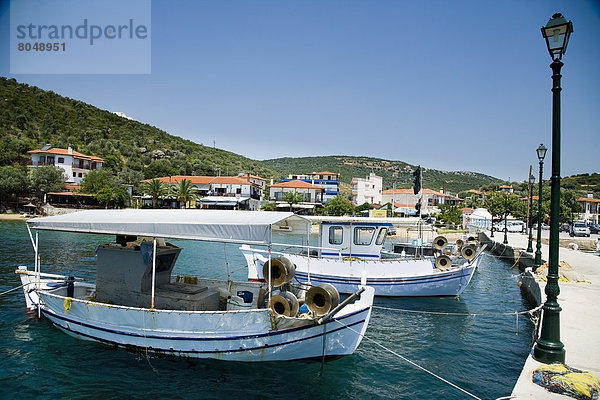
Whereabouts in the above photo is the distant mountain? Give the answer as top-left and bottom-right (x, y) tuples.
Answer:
(0, 77), (278, 179)
(262, 155), (503, 194)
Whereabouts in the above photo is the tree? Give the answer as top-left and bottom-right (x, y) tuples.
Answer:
(171, 178), (199, 208)
(0, 166), (30, 211)
(282, 191), (304, 212)
(95, 185), (130, 209)
(483, 192), (526, 222)
(319, 195), (354, 216)
(141, 178), (168, 208)
(355, 202), (374, 214)
(30, 165), (66, 201)
(437, 204), (463, 226)
(79, 169), (115, 194)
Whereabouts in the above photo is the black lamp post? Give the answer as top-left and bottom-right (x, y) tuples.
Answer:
(533, 12), (572, 365)
(503, 193), (509, 245)
(490, 196), (494, 237)
(527, 173), (535, 252)
(533, 144), (547, 270)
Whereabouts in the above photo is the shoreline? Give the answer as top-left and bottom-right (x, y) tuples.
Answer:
(0, 213), (29, 220)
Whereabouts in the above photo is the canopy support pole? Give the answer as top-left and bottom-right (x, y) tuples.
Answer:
(150, 238), (157, 311)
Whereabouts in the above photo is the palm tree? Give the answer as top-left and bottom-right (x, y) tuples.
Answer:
(141, 179), (168, 208)
(171, 179), (199, 208)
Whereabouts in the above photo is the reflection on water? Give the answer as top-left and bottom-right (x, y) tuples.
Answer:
(0, 220), (534, 400)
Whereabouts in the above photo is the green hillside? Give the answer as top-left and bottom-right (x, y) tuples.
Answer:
(0, 77), (277, 179)
(5, 76), (593, 199)
(262, 155), (504, 194)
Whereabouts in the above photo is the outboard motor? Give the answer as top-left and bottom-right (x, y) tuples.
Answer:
(66, 276), (75, 297)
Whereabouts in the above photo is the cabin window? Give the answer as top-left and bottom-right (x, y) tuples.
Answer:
(328, 226), (343, 245)
(354, 227), (375, 245)
(375, 228), (387, 245)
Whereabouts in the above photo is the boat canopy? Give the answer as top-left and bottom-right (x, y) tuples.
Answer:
(27, 209), (309, 245)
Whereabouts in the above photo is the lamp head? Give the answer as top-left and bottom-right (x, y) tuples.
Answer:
(541, 13), (573, 60)
(536, 144), (548, 161)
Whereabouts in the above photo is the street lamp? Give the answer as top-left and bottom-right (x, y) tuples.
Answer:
(533, 13), (572, 365)
(534, 144), (547, 270)
(527, 173), (535, 252)
(490, 196), (494, 237)
(503, 193), (509, 245)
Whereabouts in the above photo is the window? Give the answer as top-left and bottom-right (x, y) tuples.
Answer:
(73, 172), (76, 177)
(329, 226), (343, 245)
(354, 227), (375, 245)
(375, 228), (387, 245)
(57, 157), (64, 163)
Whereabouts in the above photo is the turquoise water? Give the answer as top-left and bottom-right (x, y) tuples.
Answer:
(0, 220), (534, 399)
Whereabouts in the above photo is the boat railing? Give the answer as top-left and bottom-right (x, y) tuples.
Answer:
(253, 242), (350, 258)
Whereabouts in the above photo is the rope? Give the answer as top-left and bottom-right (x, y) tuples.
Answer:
(373, 304), (542, 318)
(0, 284), (25, 296)
(333, 318), (483, 400)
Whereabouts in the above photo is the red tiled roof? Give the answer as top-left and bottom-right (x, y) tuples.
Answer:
(143, 176), (253, 185)
(309, 171), (338, 176)
(28, 148), (104, 162)
(578, 197), (600, 203)
(270, 180), (323, 190)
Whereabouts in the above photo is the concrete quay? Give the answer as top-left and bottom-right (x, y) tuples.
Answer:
(483, 231), (600, 398)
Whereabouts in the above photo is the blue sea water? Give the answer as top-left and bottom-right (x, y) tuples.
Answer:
(0, 220), (535, 399)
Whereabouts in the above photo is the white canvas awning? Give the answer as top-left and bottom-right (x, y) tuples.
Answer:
(28, 209), (309, 245)
(200, 196), (250, 206)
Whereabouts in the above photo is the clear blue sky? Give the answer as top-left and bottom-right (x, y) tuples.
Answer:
(1, 0), (598, 183)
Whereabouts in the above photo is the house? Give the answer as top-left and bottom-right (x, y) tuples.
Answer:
(268, 180), (324, 214)
(351, 172), (382, 206)
(27, 145), (104, 185)
(498, 185), (514, 194)
(145, 175), (264, 210)
(281, 171), (339, 203)
(381, 188), (463, 215)
(577, 193), (599, 224)
(462, 207), (492, 230)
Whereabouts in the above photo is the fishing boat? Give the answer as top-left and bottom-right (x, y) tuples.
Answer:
(15, 209), (374, 362)
(241, 216), (485, 297)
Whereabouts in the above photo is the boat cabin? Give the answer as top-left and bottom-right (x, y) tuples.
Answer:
(95, 236), (221, 311)
(317, 221), (391, 259)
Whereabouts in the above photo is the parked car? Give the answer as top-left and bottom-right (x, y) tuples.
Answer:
(494, 221), (525, 233)
(559, 223), (571, 232)
(533, 223), (550, 230)
(587, 223), (600, 234)
(570, 222), (590, 237)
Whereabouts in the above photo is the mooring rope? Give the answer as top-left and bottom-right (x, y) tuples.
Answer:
(333, 318), (483, 400)
(373, 304), (542, 317)
(0, 284), (25, 296)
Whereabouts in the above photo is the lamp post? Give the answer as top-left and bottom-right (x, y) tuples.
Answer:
(527, 172), (535, 252)
(503, 193), (509, 245)
(490, 196), (494, 237)
(534, 144), (547, 270)
(533, 13), (572, 365)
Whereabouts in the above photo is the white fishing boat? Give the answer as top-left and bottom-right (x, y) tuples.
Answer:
(242, 217), (485, 297)
(15, 209), (374, 362)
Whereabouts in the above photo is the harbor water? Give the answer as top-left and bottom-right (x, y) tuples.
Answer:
(0, 220), (535, 399)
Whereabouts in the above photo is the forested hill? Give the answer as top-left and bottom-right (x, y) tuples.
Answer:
(3, 77), (571, 196)
(262, 156), (503, 194)
(0, 77), (278, 179)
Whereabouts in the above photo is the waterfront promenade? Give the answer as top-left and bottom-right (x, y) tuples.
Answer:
(500, 232), (600, 398)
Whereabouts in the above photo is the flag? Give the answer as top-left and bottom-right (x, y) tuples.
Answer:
(413, 166), (421, 195)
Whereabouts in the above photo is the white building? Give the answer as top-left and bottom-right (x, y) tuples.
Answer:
(269, 180), (324, 214)
(281, 171), (339, 203)
(148, 175), (264, 210)
(27, 145), (104, 185)
(351, 172), (382, 205)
